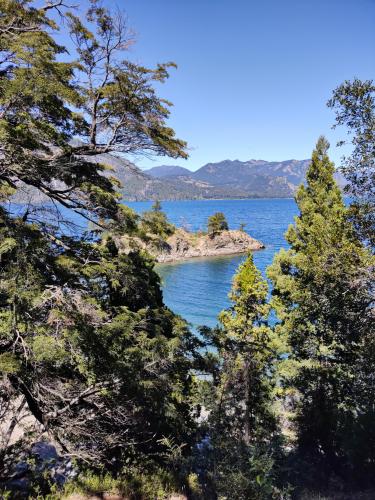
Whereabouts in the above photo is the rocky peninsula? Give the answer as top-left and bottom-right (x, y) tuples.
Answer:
(117, 228), (264, 263)
(115, 207), (264, 263)
(155, 228), (264, 263)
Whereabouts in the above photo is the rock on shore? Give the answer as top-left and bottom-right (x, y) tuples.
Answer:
(156, 229), (264, 263)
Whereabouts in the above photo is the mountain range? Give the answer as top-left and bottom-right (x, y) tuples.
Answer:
(12, 154), (344, 203)
(116, 157), (317, 200)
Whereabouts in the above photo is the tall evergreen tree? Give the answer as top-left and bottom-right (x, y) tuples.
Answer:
(204, 254), (283, 499)
(268, 137), (374, 489)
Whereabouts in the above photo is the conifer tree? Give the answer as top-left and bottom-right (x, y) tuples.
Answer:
(205, 254), (282, 499)
(207, 212), (229, 235)
(140, 201), (175, 240)
(268, 137), (374, 488)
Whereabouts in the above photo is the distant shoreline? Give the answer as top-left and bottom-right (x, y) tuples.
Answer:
(125, 197), (296, 203)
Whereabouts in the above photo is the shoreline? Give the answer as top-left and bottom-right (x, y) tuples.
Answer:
(155, 245), (266, 266)
(125, 196), (295, 202)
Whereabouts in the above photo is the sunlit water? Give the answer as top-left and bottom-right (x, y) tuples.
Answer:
(128, 199), (299, 329)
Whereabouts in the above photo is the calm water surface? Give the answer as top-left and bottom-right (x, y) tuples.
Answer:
(128, 199), (298, 329)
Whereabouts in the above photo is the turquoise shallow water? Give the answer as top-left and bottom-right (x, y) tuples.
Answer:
(128, 199), (299, 329)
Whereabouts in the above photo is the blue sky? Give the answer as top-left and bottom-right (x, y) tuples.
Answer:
(100, 1), (374, 170)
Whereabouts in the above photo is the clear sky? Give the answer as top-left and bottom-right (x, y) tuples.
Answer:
(106, 0), (374, 170)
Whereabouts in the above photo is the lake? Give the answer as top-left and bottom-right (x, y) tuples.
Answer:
(127, 199), (299, 329)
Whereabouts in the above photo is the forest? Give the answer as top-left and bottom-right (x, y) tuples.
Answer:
(0, 1), (374, 499)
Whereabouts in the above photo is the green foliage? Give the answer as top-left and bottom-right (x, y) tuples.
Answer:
(67, 4), (187, 160)
(0, 0), (202, 490)
(328, 78), (375, 247)
(0, 352), (20, 374)
(32, 336), (68, 364)
(152, 200), (162, 211)
(268, 136), (375, 489)
(57, 468), (182, 500)
(199, 254), (284, 498)
(210, 442), (289, 500)
(1, 467), (184, 500)
(0, 209), (201, 468)
(207, 211), (229, 235)
(0, 0), (187, 225)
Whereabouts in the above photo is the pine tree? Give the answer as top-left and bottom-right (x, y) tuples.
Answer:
(140, 201), (175, 240)
(267, 137), (374, 488)
(207, 212), (229, 235)
(205, 254), (283, 499)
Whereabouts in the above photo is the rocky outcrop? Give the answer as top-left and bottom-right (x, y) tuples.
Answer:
(155, 229), (264, 263)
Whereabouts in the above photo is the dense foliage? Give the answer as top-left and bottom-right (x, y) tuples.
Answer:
(199, 254), (285, 499)
(0, 0), (200, 494)
(139, 201), (176, 241)
(328, 78), (375, 247)
(268, 137), (374, 493)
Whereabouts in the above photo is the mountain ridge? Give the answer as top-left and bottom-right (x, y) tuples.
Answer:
(139, 158), (315, 200)
(12, 154), (344, 203)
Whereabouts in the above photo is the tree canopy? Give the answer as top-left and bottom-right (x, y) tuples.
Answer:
(328, 78), (375, 247)
(268, 136), (375, 489)
(0, 0), (187, 226)
(0, 0), (200, 488)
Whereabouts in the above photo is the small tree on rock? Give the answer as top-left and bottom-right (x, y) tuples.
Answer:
(140, 201), (175, 240)
(152, 200), (162, 212)
(207, 212), (229, 235)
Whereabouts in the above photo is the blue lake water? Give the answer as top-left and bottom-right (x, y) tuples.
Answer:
(127, 199), (299, 329)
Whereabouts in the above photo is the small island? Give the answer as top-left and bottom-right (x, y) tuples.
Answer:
(118, 204), (265, 263)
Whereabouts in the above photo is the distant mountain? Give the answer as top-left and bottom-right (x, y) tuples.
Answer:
(145, 165), (192, 178)
(105, 155), (344, 200)
(85, 154), (192, 201)
(186, 158), (313, 198)
(193, 159), (311, 186)
(12, 154), (345, 203)
(88, 154), (229, 201)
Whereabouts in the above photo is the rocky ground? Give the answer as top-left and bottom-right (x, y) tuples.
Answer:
(155, 228), (264, 263)
(117, 228), (264, 263)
